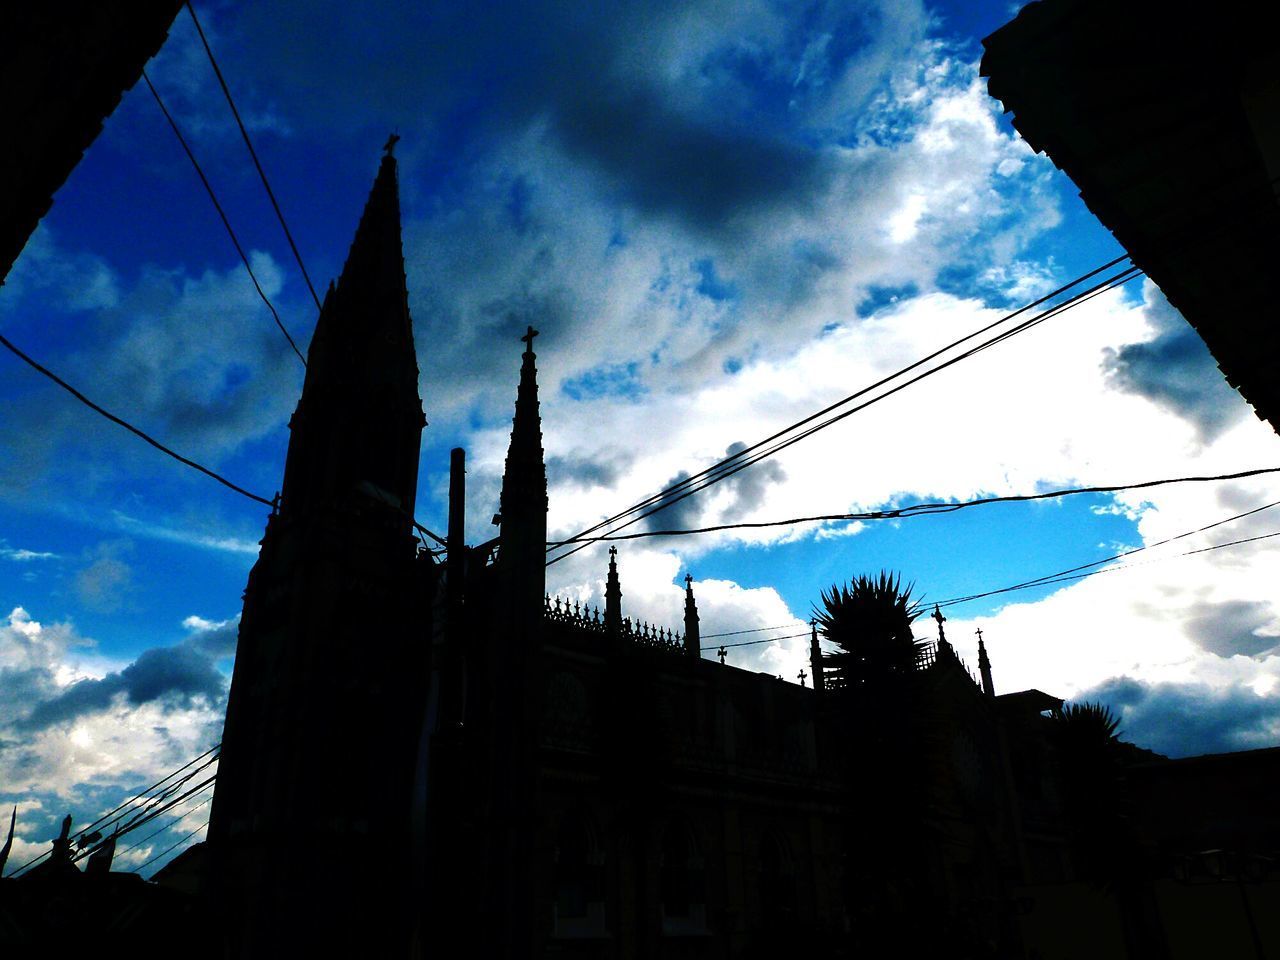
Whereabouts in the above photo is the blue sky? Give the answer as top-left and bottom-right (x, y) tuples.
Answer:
(4, 0), (1280, 873)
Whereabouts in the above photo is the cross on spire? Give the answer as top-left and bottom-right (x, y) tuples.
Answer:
(933, 604), (949, 649)
(798, 669), (807, 688)
(521, 325), (539, 350)
(975, 626), (984, 643)
(717, 645), (727, 664)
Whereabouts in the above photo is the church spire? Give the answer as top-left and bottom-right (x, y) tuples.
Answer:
(279, 147), (424, 525)
(498, 327), (547, 607)
(604, 546), (623, 635)
(976, 627), (995, 697)
(683, 573), (701, 659)
(500, 327), (547, 523)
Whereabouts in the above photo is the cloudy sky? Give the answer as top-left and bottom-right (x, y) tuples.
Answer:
(3, 0), (1280, 874)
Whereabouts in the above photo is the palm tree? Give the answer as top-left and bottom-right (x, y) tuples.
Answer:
(814, 572), (942, 953)
(814, 571), (927, 698)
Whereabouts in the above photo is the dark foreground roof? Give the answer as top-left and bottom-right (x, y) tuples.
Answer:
(981, 0), (1280, 435)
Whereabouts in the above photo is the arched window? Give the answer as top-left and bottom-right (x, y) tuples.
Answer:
(661, 820), (708, 935)
(553, 816), (607, 938)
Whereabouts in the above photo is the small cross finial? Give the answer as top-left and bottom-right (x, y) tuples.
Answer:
(521, 325), (539, 350)
(609, 545), (617, 559)
(975, 626), (984, 643)
(717, 645), (727, 664)
(383, 132), (400, 156)
(798, 669), (807, 688)
(933, 605), (945, 627)
(685, 573), (693, 588)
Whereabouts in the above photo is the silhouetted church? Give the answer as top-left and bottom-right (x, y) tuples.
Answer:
(13, 145), (1276, 958)
(198, 147), (1074, 958)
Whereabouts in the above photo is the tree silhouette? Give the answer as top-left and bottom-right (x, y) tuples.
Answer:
(1051, 701), (1170, 959)
(814, 571), (926, 698)
(814, 572), (944, 953)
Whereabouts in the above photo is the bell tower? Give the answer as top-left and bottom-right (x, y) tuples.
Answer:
(208, 146), (429, 958)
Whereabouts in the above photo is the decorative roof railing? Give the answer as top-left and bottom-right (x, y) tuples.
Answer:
(544, 595), (607, 634)
(543, 594), (684, 656)
(623, 616), (684, 656)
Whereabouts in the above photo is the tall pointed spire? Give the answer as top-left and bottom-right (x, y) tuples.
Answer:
(604, 546), (623, 635)
(279, 147), (424, 525)
(210, 145), (429, 958)
(498, 326), (548, 610)
(976, 627), (995, 697)
(683, 573), (701, 659)
(500, 326), (548, 527)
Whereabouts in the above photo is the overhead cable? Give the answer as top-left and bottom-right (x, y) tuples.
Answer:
(0, 332), (274, 507)
(930, 499), (1280, 610)
(550, 465), (1280, 544)
(134, 820), (209, 876)
(142, 69), (307, 365)
(700, 630), (811, 652)
(547, 254), (1131, 558)
(548, 261), (1140, 566)
(185, 0), (324, 314)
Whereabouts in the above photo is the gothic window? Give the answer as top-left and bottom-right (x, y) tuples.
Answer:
(553, 816), (607, 939)
(661, 820), (708, 935)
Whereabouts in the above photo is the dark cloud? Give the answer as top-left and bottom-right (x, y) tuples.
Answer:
(643, 441), (787, 533)
(644, 469), (701, 532)
(1103, 289), (1248, 442)
(1077, 676), (1280, 758)
(1184, 600), (1279, 659)
(226, 1), (922, 233)
(19, 644), (226, 732)
(547, 452), (632, 490)
(552, 91), (823, 229)
(185, 617), (241, 660)
(720, 440), (786, 517)
(0, 666), (58, 728)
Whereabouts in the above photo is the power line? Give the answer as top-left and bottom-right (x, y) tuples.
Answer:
(546, 255), (1133, 557)
(141, 69), (307, 366)
(701, 630), (811, 652)
(702, 624), (801, 640)
(550, 466), (1280, 544)
(698, 502), (1280, 655)
(134, 820), (209, 876)
(6, 746), (220, 877)
(955, 529), (1280, 600)
(185, 0), (324, 314)
(930, 502), (1280, 611)
(0, 331), (274, 507)
(566, 265), (1141, 559)
(84, 761), (219, 855)
(547, 260), (1140, 567)
(113, 790), (215, 860)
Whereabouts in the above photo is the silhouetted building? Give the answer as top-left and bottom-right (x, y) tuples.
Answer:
(7, 145), (1279, 958)
(980, 0), (1280, 436)
(2, 2), (184, 285)
(188, 146), (1280, 958)
(206, 149), (430, 957)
